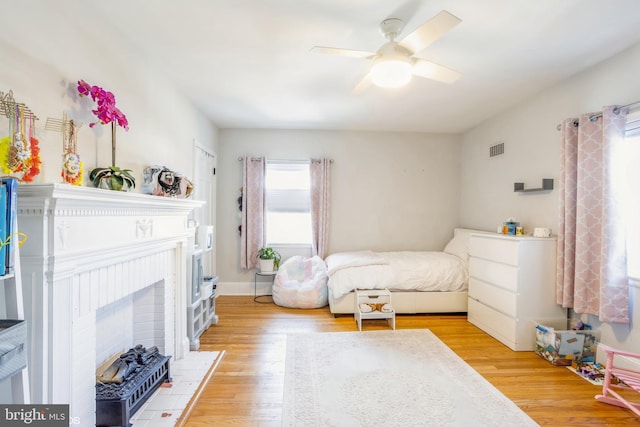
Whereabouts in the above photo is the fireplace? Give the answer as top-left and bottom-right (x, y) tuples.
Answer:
(17, 184), (203, 425)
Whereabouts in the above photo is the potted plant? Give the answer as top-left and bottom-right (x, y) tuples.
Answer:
(77, 79), (134, 191)
(257, 247), (281, 273)
(89, 164), (136, 191)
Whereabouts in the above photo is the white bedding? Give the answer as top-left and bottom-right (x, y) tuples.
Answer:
(325, 250), (388, 275)
(325, 250), (469, 300)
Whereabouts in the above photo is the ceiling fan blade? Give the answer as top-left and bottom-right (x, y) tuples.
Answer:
(311, 46), (376, 59)
(412, 58), (461, 84)
(399, 10), (461, 54)
(352, 74), (372, 94)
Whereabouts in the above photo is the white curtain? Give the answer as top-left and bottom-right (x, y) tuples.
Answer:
(556, 106), (629, 323)
(310, 158), (331, 258)
(240, 157), (265, 269)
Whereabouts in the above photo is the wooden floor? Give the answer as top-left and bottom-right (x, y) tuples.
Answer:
(183, 296), (639, 426)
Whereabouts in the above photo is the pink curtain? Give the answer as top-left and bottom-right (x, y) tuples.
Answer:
(556, 106), (629, 323)
(310, 158), (331, 258)
(240, 157), (265, 269)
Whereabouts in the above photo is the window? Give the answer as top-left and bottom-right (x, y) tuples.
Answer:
(264, 161), (312, 245)
(625, 110), (640, 278)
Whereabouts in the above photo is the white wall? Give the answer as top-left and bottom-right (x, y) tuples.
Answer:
(0, 3), (219, 187)
(459, 41), (640, 352)
(217, 129), (461, 285)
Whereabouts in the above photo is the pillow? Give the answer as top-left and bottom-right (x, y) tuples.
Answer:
(443, 228), (472, 262)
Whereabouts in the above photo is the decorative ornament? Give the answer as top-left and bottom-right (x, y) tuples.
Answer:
(62, 118), (83, 185)
(22, 113), (42, 182)
(142, 165), (193, 198)
(0, 93), (41, 182)
(45, 113), (85, 186)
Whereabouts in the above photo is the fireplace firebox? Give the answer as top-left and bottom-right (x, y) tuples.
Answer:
(96, 345), (171, 427)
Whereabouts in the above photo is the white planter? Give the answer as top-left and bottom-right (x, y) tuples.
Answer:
(259, 258), (275, 273)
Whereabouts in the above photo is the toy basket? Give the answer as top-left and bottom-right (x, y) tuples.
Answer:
(534, 319), (599, 366)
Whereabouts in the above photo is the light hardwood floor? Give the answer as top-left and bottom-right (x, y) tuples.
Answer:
(183, 296), (638, 426)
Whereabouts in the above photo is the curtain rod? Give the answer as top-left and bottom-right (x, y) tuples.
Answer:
(556, 100), (640, 131)
(237, 157), (333, 163)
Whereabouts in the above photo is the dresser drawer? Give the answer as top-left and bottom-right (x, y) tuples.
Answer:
(470, 235), (519, 265)
(469, 257), (518, 292)
(467, 299), (517, 350)
(468, 278), (517, 317)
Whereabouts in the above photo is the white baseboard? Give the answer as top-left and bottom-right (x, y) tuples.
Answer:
(217, 281), (273, 296)
(596, 343), (640, 371)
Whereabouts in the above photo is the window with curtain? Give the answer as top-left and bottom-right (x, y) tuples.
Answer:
(625, 109), (640, 279)
(556, 106), (629, 323)
(265, 160), (312, 245)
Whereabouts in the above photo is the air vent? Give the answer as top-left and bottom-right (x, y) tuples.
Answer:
(489, 142), (504, 158)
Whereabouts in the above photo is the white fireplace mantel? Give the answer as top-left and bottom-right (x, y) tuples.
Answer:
(17, 184), (203, 424)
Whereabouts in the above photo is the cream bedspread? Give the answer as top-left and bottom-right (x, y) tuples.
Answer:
(325, 251), (468, 300)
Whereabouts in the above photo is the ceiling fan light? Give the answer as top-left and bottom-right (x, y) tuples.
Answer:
(371, 59), (412, 88)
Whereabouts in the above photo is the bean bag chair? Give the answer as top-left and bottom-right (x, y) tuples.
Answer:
(273, 256), (329, 309)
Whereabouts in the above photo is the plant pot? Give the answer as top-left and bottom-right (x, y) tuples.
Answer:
(90, 166), (135, 192)
(259, 258), (275, 273)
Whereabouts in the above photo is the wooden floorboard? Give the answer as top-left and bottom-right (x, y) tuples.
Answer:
(182, 296), (639, 426)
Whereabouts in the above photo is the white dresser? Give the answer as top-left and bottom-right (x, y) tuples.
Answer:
(467, 233), (566, 351)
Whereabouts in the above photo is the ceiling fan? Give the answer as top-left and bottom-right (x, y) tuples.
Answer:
(311, 10), (462, 91)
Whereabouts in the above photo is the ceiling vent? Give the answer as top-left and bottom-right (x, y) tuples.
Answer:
(489, 142), (504, 158)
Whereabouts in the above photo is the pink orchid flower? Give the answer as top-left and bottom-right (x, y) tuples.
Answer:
(77, 79), (129, 131)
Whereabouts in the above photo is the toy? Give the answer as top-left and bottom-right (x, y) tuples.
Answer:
(142, 165), (193, 198)
(358, 303), (393, 313)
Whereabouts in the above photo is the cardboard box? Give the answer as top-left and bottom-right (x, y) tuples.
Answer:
(534, 319), (599, 366)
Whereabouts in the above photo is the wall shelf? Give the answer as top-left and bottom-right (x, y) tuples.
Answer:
(514, 178), (554, 192)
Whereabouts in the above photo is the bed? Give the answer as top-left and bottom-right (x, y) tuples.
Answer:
(325, 228), (483, 315)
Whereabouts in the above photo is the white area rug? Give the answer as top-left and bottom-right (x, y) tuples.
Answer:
(282, 329), (538, 426)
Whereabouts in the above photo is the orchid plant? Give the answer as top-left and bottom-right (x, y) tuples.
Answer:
(77, 79), (134, 190)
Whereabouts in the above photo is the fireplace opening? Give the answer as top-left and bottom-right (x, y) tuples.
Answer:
(96, 345), (171, 427)
(96, 280), (167, 367)
(94, 279), (169, 426)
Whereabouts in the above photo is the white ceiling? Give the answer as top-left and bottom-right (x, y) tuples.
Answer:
(13, 1), (640, 133)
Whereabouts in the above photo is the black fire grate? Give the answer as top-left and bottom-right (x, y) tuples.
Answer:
(96, 345), (171, 427)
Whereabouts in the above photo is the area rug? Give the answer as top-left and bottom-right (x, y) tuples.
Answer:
(282, 329), (538, 426)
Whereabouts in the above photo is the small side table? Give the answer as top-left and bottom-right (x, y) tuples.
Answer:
(355, 289), (395, 331)
(254, 271), (277, 303)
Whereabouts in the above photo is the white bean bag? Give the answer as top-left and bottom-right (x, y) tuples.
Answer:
(273, 256), (329, 309)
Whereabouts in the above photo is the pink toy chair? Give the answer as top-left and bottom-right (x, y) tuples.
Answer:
(595, 346), (640, 416)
